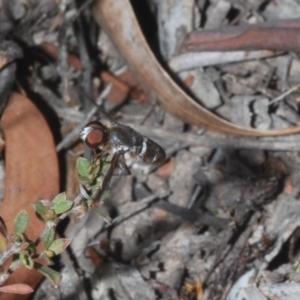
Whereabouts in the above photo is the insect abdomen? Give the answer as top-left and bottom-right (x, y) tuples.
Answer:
(138, 137), (166, 166)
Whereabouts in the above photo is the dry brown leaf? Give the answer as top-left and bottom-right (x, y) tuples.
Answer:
(0, 93), (60, 300)
(0, 284), (33, 295)
(283, 176), (294, 195)
(94, 0), (300, 137)
(184, 278), (203, 300)
(156, 158), (174, 177)
(183, 74), (195, 88)
(101, 69), (148, 104)
(0, 57), (8, 71)
(86, 247), (104, 267)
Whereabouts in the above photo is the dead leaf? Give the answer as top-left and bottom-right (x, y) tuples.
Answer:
(86, 246), (104, 267)
(102, 69), (148, 104)
(283, 177), (294, 195)
(94, 0), (300, 137)
(0, 284), (33, 295)
(183, 75), (194, 87)
(0, 93), (59, 300)
(156, 158), (174, 177)
(184, 278), (203, 300)
(0, 57), (8, 71)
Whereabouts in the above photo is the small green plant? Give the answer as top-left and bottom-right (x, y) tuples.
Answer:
(0, 153), (111, 295)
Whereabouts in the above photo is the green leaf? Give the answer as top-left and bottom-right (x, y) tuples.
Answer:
(44, 249), (55, 258)
(79, 184), (95, 202)
(51, 193), (73, 214)
(48, 238), (71, 255)
(34, 263), (62, 286)
(52, 192), (67, 205)
(33, 202), (48, 215)
(90, 176), (104, 191)
(44, 228), (55, 250)
(88, 158), (102, 180)
(0, 283), (34, 294)
(27, 241), (37, 256)
(13, 233), (25, 243)
(42, 253), (54, 265)
(20, 254), (34, 269)
(102, 189), (111, 200)
(45, 209), (56, 220)
(101, 160), (111, 174)
(93, 208), (112, 224)
(52, 201), (73, 215)
(77, 157), (90, 178)
(14, 210), (29, 234)
(78, 175), (92, 185)
(35, 211), (46, 224)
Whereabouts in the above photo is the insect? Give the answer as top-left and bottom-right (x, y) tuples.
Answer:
(80, 115), (166, 197)
(78, 88), (166, 201)
(80, 120), (166, 167)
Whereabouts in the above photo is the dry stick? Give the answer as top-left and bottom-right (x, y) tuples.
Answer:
(181, 21), (300, 53)
(153, 200), (229, 230)
(101, 71), (130, 94)
(169, 50), (280, 73)
(74, 11), (92, 113)
(57, 23), (70, 104)
(268, 82), (300, 106)
(99, 191), (170, 233)
(0, 259), (22, 286)
(72, 0), (94, 22)
(56, 85), (111, 151)
(220, 282), (235, 300)
(129, 124), (300, 151)
(0, 244), (23, 267)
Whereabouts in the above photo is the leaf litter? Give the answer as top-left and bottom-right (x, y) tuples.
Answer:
(0, 1), (300, 300)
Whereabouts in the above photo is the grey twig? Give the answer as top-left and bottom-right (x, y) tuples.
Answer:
(100, 190), (170, 233)
(169, 50), (281, 72)
(129, 124), (300, 151)
(56, 85), (111, 151)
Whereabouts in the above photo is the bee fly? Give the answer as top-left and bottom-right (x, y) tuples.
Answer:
(78, 88), (166, 199)
(80, 120), (166, 167)
(78, 88), (167, 199)
(80, 119), (166, 196)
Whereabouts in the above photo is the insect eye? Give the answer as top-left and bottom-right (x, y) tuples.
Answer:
(85, 130), (103, 148)
(82, 121), (105, 149)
